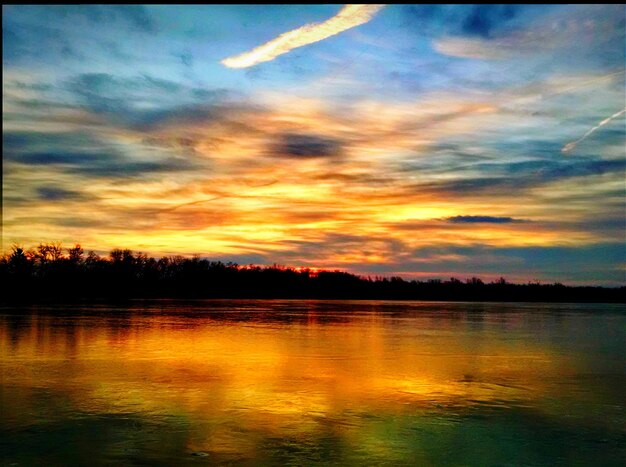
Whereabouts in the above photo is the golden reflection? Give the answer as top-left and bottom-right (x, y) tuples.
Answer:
(1, 302), (623, 465)
(2, 309), (569, 423)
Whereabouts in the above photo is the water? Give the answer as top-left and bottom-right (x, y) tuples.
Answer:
(1, 300), (624, 466)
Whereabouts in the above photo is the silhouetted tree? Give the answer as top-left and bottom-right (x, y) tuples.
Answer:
(67, 244), (84, 263)
(8, 245), (31, 276)
(0, 241), (623, 303)
(467, 277), (484, 286)
(86, 250), (100, 265)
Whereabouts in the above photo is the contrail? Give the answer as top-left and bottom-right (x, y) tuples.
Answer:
(562, 108), (626, 153)
(221, 4), (385, 69)
(546, 70), (624, 99)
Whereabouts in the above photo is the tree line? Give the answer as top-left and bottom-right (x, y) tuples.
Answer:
(1, 242), (624, 302)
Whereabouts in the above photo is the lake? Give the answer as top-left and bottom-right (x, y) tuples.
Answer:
(1, 300), (625, 466)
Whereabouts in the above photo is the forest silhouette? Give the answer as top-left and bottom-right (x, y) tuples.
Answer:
(2, 242), (624, 302)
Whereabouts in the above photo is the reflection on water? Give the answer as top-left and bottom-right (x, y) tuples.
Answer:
(1, 300), (625, 465)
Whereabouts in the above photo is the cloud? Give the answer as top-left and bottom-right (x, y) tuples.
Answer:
(433, 37), (513, 60)
(3, 72), (237, 137)
(68, 73), (182, 113)
(63, 73), (234, 129)
(36, 187), (88, 202)
(38, 5), (155, 33)
(405, 157), (626, 197)
(403, 5), (535, 39)
(6, 150), (197, 178)
(109, 5), (155, 33)
(1, 22), (79, 64)
(460, 5), (519, 38)
(270, 133), (344, 158)
(221, 4), (385, 68)
(68, 159), (197, 178)
(445, 216), (524, 224)
(4, 151), (196, 177)
(5, 151), (106, 166)
(3, 131), (201, 178)
(2, 26), (21, 61)
(177, 51), (193, 67)
(432, 4), (625, 60)
(2, 6), (156, 66)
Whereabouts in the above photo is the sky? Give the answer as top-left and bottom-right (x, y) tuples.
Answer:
(2, 4), (625, 285)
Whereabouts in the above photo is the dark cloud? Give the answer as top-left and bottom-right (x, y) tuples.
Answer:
(1, 22), (77, 64)
(141, 75), (182, 93)
(44, 5), (155, 33)
(36, 187), (88, 202)
(409, 157), (626, 196)
(3, 6), (156, 65)
(69, 159), (196, 178)
(130, 105), (219, 131)
(445, 216), (524, 224)
(539, 159), (626, 179)
(5, 151), (105, 166)
(2, 26), (21, 61)
(3, 131), (109, 155)
(69, 72), (179, 95)
(6, 150), (196, 178)
(100, 40), (134, 62)
(67, 73), (130, 114)
(271, 133), (344, 158)
(3, 5), (161, 67)
(541, 216), (626, 241)
(3, 131), (201, 178)
(498, 157), (626, 183)
(461, 5), (519, 38)
(64, 73), (234, 130)
(417, 177), (520, 195)
(3, 71), (238, 135)
(68, 73), (182, 113)
(192, 88), (228, 100)
(177, 51), (193, 67)
(112, 5), (155, 33)
(402, 4), (549, 38)
(7, 81), (54, 92)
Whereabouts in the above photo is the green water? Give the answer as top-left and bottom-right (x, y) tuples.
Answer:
(1, 300), (625, 465)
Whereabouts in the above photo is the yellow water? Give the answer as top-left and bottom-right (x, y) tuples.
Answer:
(1, 300), (625, 465)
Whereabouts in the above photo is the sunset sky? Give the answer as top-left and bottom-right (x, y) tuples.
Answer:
(3, 5), (625, 285)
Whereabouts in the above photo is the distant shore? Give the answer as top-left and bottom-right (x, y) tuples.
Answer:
(2, 244), (624, 303)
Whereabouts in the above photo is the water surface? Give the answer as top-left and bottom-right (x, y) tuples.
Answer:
(1, 300), (625, 465)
